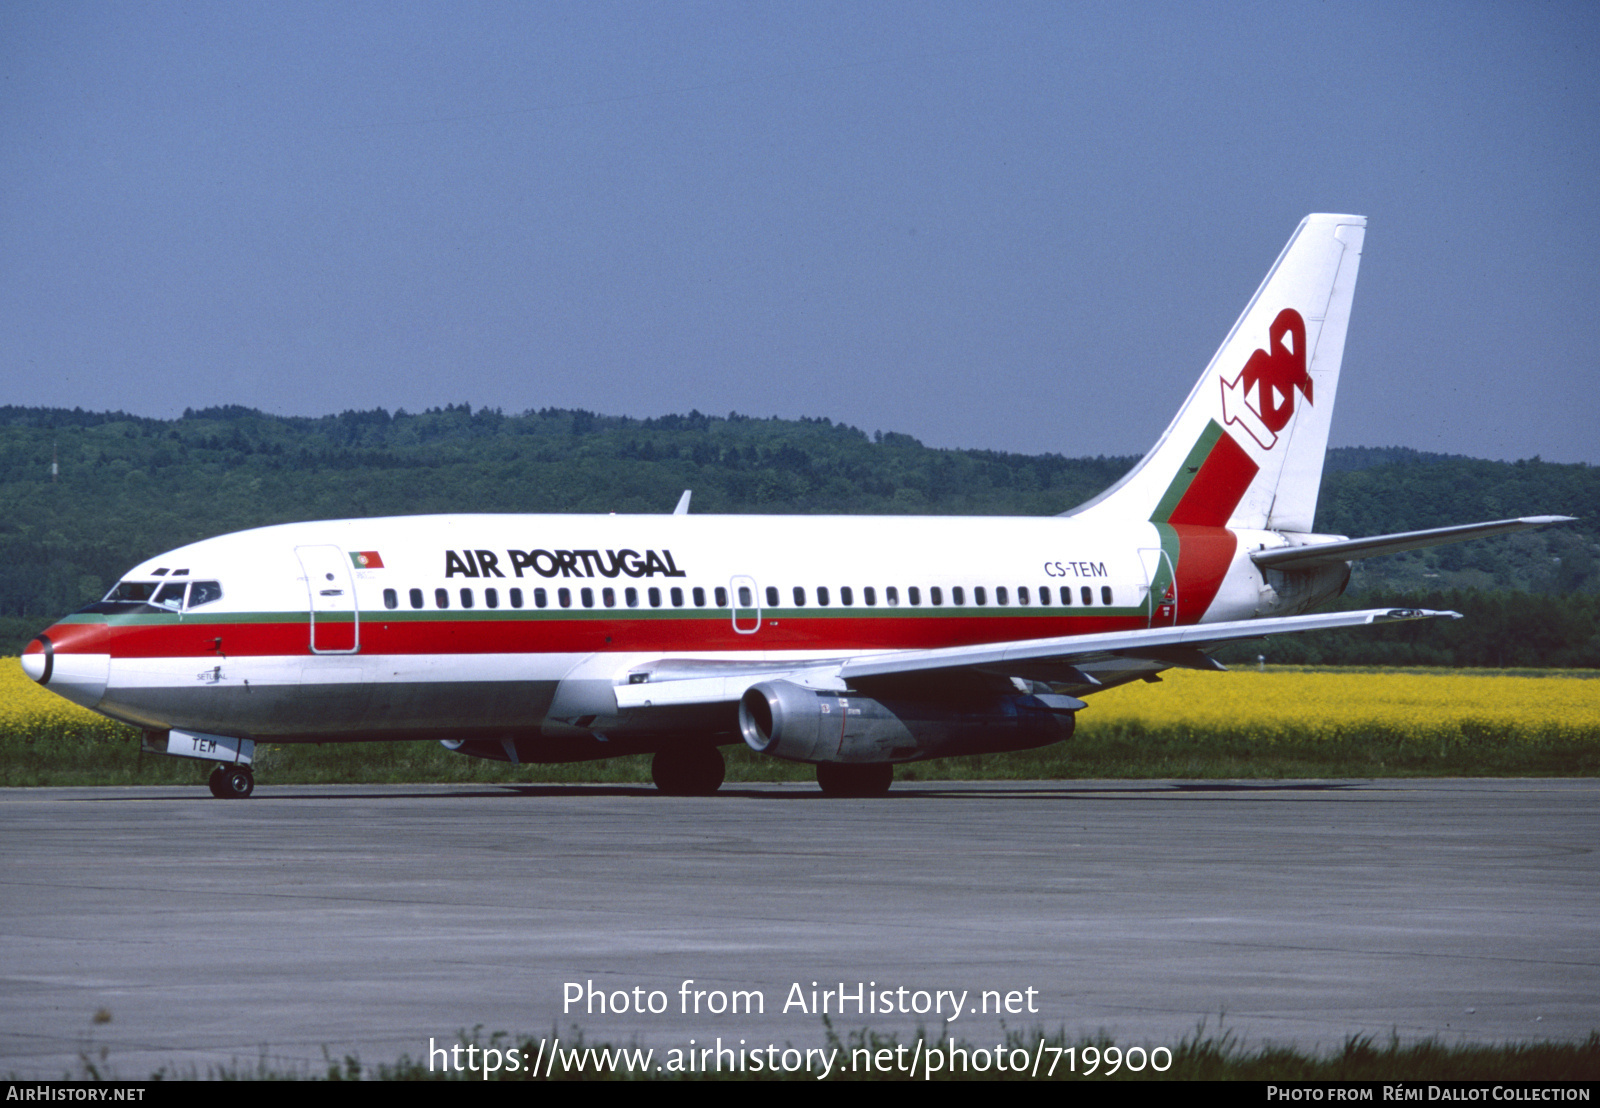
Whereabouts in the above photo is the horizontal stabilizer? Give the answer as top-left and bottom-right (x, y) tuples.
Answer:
(1252, 516), (1576, 570)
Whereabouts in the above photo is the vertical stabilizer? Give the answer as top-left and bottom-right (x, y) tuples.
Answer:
(1066, 214), (1365, 532)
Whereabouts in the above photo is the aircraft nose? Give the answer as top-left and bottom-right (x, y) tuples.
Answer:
(20, 648), (47, 683)
(21, 635), (109, 709)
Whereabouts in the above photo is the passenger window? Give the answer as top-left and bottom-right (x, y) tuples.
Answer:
(460, 588), (474, 609)
(841, 586), (854, 606)
(188, 581), (224, 608)
(581, 588), (594, 608)
(534, 588), (547, 608)
(793, 587), (806, 606)
(410, 588), (424, 609)
(485, 588), (499, 609)
(648, 587), (661, 607)
(435, 588), (449, 609)
(864, 587), (876, 607)
(737, 586), (752, 606)
(975, 586), (987, 606)
(671, 587), (684, 607)
(1060, 586), (1072, 605)
(817, 586), (830, 607)
(625, 587), (638, 608)
(693, 587), (706, 606)
(602, 587), (616, 608)
(930, 586), (941, 606)
(715, 587), (728, 607)
(765, 586), (778, 607)
(1102, 586), (1113, 605)
(558, 588), (571, 608)
(952, 586), (964, 605)
(886, 586), (898, 607)
(510, 588), (524, 609)
(1018, 586), (1029, 605)
(1081, 586), (1092, 605)
(996, 586), (1008, 605)
(383, 588), (398, 610)
(908, 586), (920, 606)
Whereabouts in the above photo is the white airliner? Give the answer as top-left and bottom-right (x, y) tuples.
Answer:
(21, 214), (1571, 798)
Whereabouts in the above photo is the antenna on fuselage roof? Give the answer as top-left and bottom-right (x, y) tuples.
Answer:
(673, 490), (692, 516)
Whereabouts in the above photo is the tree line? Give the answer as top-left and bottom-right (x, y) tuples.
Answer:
(0, 403), (1592, 662)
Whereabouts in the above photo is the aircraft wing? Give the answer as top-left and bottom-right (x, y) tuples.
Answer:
(1252, 516), (1575, 570)
(611, 607), (1458, 710)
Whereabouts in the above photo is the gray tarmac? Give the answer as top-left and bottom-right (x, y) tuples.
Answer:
(1, 778), (1596, 1078)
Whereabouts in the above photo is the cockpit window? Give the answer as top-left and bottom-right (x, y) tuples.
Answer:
(106, 581), (158, 603)
(76, 580), (163, 614)
(153, 582), (186, 610)
(78, 578), (224, 615)
(187, 581), (223, 608)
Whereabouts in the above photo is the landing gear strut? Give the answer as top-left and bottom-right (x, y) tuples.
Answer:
(207, 764), (255, 799)
(816, 762), (893, 798)
(651, 747), (726, 796)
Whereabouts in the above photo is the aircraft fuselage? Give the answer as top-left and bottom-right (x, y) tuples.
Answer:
(25, 513), (1333, 750)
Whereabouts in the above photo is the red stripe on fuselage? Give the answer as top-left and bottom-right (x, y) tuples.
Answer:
(29, 620), (118, 656)
(45, 611), (1152, 659)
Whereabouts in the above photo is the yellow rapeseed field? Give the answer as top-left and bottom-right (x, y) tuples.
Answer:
(1082, 667), (1600, 744)
(4, 657), (1596, 744)
(0, 655), (128, 738)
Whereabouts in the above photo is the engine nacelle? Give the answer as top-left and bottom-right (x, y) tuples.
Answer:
(739, 680), (1079, 764)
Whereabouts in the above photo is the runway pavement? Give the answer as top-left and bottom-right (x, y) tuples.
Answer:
(1, 779), (1595, 1078)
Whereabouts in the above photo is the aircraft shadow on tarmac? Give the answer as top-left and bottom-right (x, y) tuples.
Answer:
(69, 780), (1368, 802)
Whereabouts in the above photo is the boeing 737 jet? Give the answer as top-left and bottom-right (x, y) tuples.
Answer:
(21, 214), (1570, 797)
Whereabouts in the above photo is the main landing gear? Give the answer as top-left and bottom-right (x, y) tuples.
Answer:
(816, 762), (894, 798)
(651, 746), (726, 796)
(207, 764), (255, 799)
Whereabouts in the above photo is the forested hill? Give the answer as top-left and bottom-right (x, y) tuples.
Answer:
(0, 404), (1594, 646)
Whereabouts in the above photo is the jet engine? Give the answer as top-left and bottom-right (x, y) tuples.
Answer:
(738, 680), (1080, 764)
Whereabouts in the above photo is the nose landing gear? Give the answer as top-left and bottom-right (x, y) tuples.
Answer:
(207, 764), (255, 799)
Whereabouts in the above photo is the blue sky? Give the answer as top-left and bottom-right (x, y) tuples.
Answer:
(3, 1), (1597, 462)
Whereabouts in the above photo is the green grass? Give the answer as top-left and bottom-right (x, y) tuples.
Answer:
(3, 720), (1597, 788)
(944, 721), (1600, 779)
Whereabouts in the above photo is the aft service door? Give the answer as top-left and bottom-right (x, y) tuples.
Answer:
(295, 545), (360, 653)
(1138, 547), (1177, 629)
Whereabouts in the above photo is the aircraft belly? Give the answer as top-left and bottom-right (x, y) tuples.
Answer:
(96, 679), (561, 736)
(97, 653), (568, 737)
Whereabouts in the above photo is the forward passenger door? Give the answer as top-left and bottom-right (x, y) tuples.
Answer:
(295, 545), (360, 653)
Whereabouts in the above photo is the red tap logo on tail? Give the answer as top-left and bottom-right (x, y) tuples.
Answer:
(1220, 308), (1310, 450)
